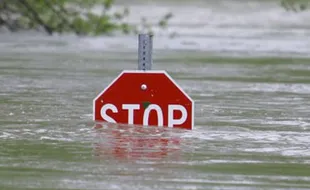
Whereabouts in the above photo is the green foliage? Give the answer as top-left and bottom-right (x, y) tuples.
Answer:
(0, 0), (173, 35)
(281, 0), (309, 12)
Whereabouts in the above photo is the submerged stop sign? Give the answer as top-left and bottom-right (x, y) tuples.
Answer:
(93, 70), (194, 130)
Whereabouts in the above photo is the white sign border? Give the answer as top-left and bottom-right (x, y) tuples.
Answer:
(93, 70), (195, 130)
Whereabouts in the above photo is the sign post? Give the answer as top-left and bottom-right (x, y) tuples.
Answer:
(93, 34), (194, 130)
(138, 34), (153, 70)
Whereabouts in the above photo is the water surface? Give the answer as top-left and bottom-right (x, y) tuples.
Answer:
(1, 0), (310, 189)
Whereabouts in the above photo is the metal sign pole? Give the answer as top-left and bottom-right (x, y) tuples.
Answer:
(138, 34), (153, 71)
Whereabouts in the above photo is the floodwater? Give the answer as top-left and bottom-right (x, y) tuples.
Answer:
(1, 0), (310, 189)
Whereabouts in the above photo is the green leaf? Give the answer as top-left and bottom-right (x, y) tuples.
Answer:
(0, 0), (171, 36)
(142, 101), (151, 109)
(103, 0), (114, 10)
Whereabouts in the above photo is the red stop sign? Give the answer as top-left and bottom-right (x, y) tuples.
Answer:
(93, 70), (194, 130)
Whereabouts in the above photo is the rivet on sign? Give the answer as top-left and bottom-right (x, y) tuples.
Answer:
(141, 84), (147, 90)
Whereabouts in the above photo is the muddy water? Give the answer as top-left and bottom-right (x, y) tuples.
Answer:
(1, 0), (310, 189)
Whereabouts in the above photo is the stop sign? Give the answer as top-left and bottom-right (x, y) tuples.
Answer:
(93, 70), (194, 130)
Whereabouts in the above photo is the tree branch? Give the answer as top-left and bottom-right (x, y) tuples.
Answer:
(42, 0), (80, 34)
(18, 0), (54, 35)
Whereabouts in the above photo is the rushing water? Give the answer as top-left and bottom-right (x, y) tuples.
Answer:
(1, 0), (310, 190)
